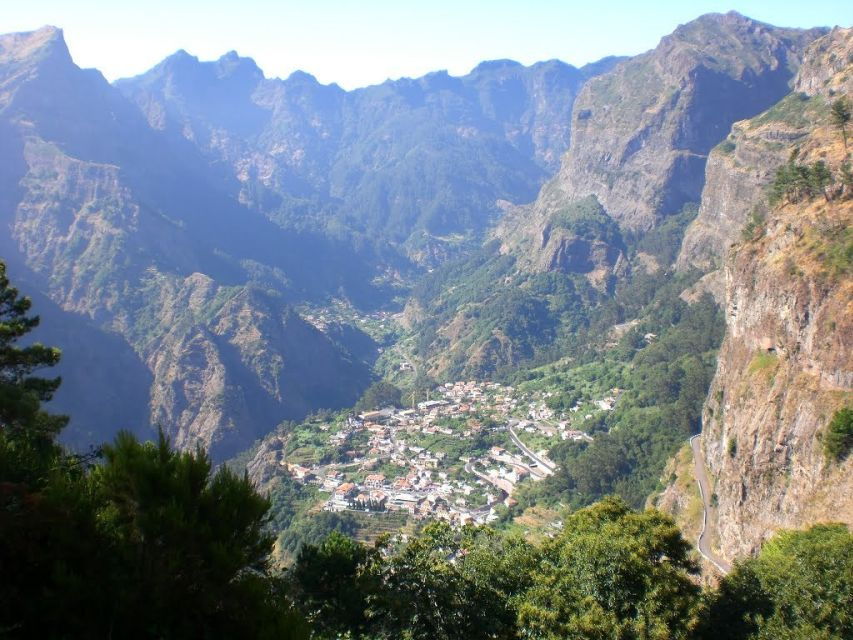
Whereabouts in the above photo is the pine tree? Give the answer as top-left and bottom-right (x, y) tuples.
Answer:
(0, 260), (67, 480)
(830, 97), (851, 152)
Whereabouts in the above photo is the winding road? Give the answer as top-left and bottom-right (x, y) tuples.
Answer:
(690, 434), (731, 575)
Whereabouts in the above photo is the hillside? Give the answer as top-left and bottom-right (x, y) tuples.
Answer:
(674, 29), (853, 561)
(116, 50), (620, 263)
(0, 27), (374, 458)
(408, 12), (825, 379)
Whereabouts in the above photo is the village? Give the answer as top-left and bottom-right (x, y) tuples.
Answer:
(279, 379), (619, 528)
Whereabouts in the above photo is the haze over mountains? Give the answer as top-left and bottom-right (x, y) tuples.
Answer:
(0, 24), (619, 457)
(0, 11), (850, 566)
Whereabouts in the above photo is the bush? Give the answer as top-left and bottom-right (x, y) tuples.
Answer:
(824, 407), (853, 462)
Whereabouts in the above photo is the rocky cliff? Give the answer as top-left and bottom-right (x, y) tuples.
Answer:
(0, 27), (372, 458)
(116, 51), (621, 262)
(497, 12), (824, 263)
(408, 13), (825, 379)
(682, 31), (853, 562)
(677, 27), (853, 273)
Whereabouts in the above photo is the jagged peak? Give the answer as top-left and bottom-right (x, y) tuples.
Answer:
(471, 59), (523, 74)
(285, 69), (319, 84)
(215, 49), (263, 80)
(530, 58), (578, 73)
(0, 24), (72, 66)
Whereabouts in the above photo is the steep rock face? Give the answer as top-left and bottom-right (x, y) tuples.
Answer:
(495, 12), (824, 280)
(0, 28), (371, 457)
(695, 56), (853, 561)
(407, 14), (826, 380)
(116, 52), (622, 258)
(550, 12), (823, 232)
(677, 27), (853, 272)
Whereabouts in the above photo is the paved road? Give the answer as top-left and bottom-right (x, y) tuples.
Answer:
(690, 434), (731, 575)
(508, 427), (556, 473)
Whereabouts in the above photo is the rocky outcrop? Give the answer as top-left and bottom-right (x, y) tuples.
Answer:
(496, 12), (824, 279)
(677, 27), (853, 273)
(689, 41), (853, 560)
(0, 27), (372, 458)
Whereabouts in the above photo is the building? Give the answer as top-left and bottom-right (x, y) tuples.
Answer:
(365, 473), (386, 488)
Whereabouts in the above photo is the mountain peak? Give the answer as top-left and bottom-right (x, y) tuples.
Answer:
(0, 24), (72, 67)
(471, 59), (523, 74)
(215, 50), (263, 80)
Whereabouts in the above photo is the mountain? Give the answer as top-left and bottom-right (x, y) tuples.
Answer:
(115, 51), (621, 263)
(662, 27), (853, 562)
(677, 26), (853, 274)
(0, 27), (374, 458)
(0, 25), (621, 457)
(408, 12), (826, 379)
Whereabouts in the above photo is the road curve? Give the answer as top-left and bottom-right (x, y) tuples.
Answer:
(690, 434), (731, 575)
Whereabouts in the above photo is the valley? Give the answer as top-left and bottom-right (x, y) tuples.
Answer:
(0, 9), (851, 633)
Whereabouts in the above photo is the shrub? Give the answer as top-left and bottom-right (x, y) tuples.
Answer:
(824, 407), (853, 462)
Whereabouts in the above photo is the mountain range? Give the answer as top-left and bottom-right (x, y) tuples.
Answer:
(0, 11), (850, 563)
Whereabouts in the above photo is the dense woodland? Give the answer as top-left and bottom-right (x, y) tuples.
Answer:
(1, 262), (850, 638)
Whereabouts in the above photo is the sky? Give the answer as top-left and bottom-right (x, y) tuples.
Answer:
(3, 1), (852, 89)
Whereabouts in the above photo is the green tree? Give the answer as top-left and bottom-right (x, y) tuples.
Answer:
(355, 380), (403, 411)
(0, 260), (68, 481)
(824, 407), (853, 462)
(699, 524), (853, 639)
(367, 521), (522, 639)
(840, 161), (853, 198)
(0, 264), (308, 638)
(91, 430), (307, 638)
(810, 160), (833, 201)
(291, 531), (380, 638)
(517, 497), (701, 639)
(830, 97), (851, 152)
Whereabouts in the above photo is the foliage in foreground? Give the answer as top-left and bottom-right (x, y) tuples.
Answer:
(1, 261), (851, 640)
(289, 501), (853, 640)
(0, 260), (307, 638)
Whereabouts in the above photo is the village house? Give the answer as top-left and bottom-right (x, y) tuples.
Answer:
(365, 473), (386, 488)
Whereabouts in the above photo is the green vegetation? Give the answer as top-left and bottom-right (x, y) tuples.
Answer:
(0, 261), (308, 638)
(289, 498), (700, 640)
(288, 499), (851, 640)
(718, 139), (737, 154)
(741, 208), (766, 241)
(355, 380), (403, 411)
(769, 154), (833, 205)
(515, 288), (723, 511)
(823, 224), (853, 276)
(550, 195), (623, 246)
(699, 524), (853, 639)
(824, 407), (853, 462)
(750, 92), (815, 129)
(830, 96), (851, 151)
(747, 351), (779, 377)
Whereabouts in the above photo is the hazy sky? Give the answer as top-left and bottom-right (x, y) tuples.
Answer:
(4, 1), (852, 88)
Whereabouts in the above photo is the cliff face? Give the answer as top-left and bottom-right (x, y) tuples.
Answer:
(409, 14), (825, 379)
(495, 12), (824, 281)
(677, 27), (853, 273)
(692, 35), (853, 561)
(116, 52), (621, 259)
(0, 27), (372, 458)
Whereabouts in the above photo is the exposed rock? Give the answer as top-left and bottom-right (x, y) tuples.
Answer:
(677, 27), (852, 273)
(496, 12), (824, 281)
(694, 55), (853, 560)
